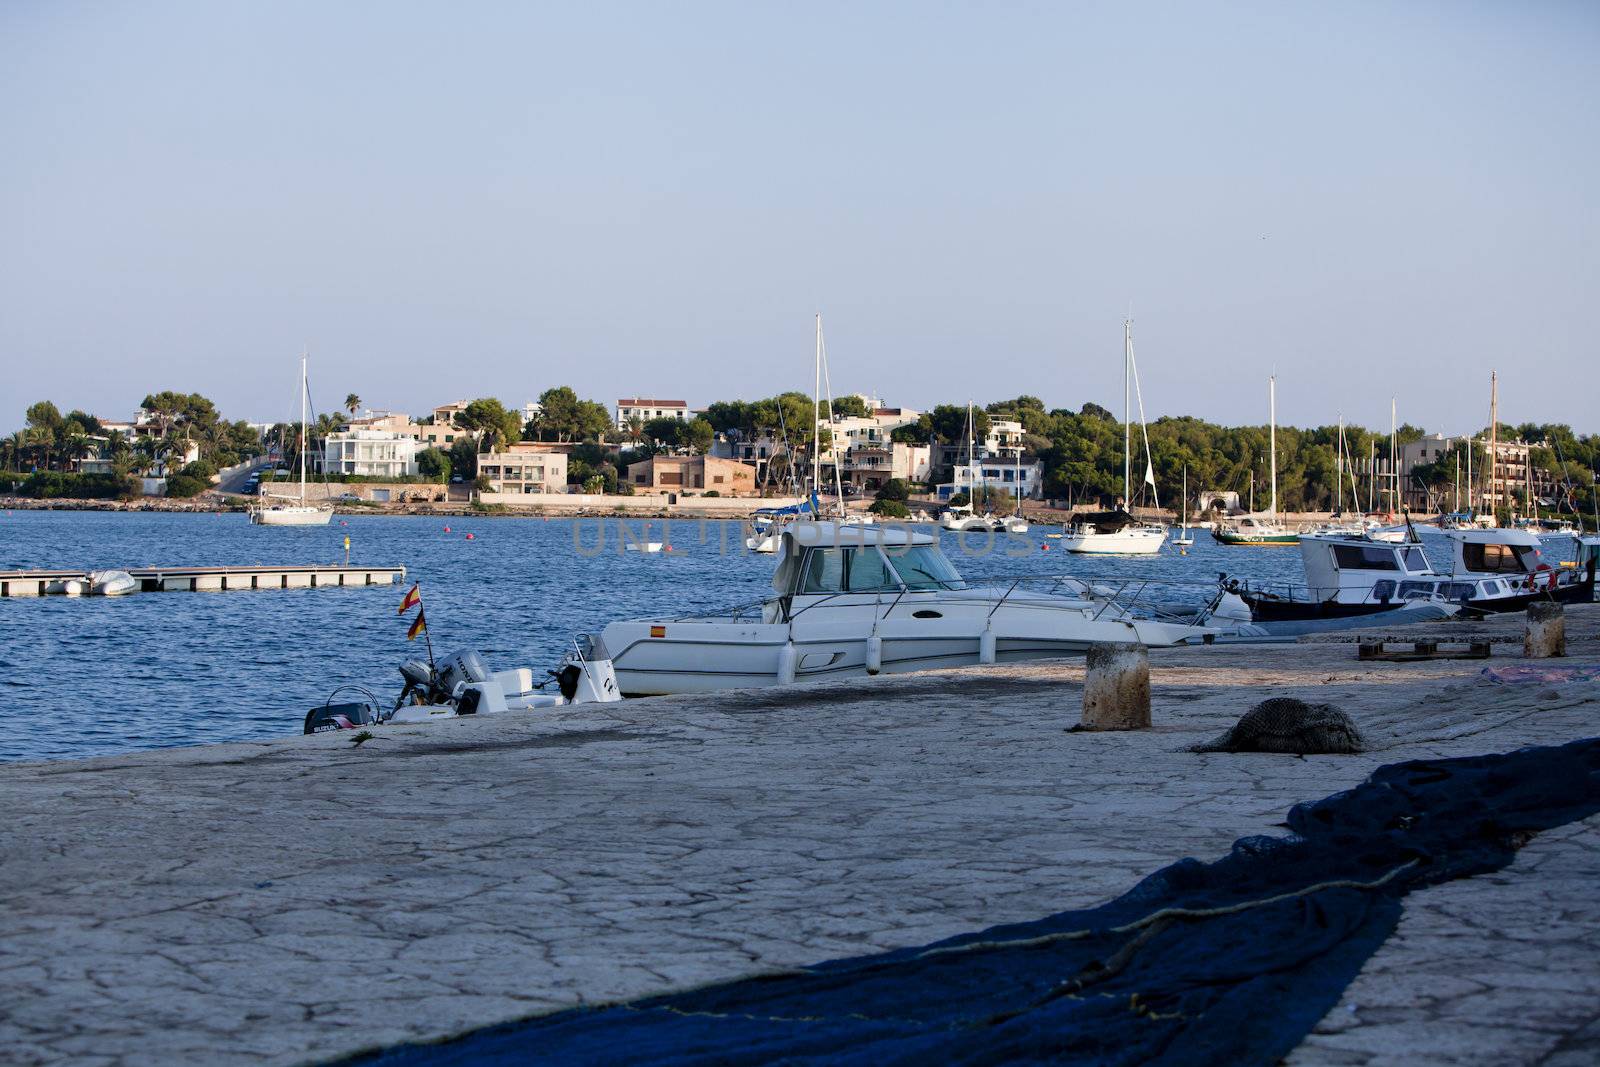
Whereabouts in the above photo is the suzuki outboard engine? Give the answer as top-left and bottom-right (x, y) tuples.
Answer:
(304, 699), (380, 734)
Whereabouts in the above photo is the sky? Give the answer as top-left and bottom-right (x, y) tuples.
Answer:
(3, 1), (1597, 437)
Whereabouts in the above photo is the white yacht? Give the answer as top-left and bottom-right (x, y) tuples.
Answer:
(250, 354), (334, 527)
(593, 522), (1212, 696)
(1060, 320), (1166, 554)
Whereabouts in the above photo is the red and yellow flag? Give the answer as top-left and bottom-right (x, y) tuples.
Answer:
(406, 608), (427, 641)
(398, 584), (421, 614)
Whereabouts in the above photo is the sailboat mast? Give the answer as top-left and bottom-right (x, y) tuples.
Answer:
(1390, 397), (1397, 515)
(1367, 439), (1375, 514)
(1268, 375), (1277, 518)
(1123, 320), (1132, 509)
(1454, 450), (1461, 513)
(298, 353), (308, 506)
(1488, 370), (1498, 523)
(1336, 415), (1345, 513)
(812, 315), (822, 500)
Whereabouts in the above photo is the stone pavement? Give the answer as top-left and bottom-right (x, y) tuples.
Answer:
(2, 619), (1598, 1065)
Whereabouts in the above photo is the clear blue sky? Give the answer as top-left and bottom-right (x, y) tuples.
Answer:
(3, 1), (1596, 436)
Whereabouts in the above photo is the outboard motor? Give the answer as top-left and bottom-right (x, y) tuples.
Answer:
(304, 699), (380, 734)
(437, 650), (490, 695)
(394, 659), (446, 709)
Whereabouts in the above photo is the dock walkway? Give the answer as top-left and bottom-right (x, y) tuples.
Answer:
(2, 607), (1597, 1065)
(0, 564), (405, 597)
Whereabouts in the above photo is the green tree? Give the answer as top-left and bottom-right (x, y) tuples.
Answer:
(685, 417), (715, 455)
(868, 498), (910, 518)
(415, 447), (451, 482)
(454, 398), (523, 454)
(875, 478), (911, 502)
(826, 395), (870, 419)
(644, 417), (684, 449)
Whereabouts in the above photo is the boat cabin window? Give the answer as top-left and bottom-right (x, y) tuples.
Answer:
(1400, 547), (1427, 572)
(1398, 580), (1437, 600)
(1333, 544), (1400, 571)
(1371, 580), (1396, 601)
(1461, 541), (1537, 574)
(799, 548), (899, 594)
(887, 546), (964, 590)
(1439, 582), (1475, 601)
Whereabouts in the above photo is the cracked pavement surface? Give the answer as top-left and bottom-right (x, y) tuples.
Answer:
(3, 610), (1598, 1065)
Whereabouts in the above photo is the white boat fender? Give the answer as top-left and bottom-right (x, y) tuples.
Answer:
(776, 641), (797, 685)
(866, 634), (883, 675)
(979, 625), (997, 665)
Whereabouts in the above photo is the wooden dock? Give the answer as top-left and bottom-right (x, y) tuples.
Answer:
(0, 564), (406, 597)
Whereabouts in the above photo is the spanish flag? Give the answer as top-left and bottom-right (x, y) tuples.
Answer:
(398, 584), (421, 614)
(407, 608), (427, 641)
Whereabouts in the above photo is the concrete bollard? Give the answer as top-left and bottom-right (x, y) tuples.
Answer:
(1524, 602), (1566, 659)
(1080, 642), (1151, 730)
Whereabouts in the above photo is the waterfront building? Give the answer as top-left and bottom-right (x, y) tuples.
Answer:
(934, 453), (1043, 501)
(616, 398), (690, 430)
(321, 429), (421, 479)
(478, 442), (569, 495)
(344, 411), (422, 440)
(420, 401), (473, 449)
(625, 454), (757, 495)
(839, 442), (932, 494)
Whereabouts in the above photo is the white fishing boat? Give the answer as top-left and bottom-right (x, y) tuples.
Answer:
(1225, 526), (1597, 621)
(1061, 320), (1166, 554)
(592, 522), (1214, 696)
(250, 354), (334, 527)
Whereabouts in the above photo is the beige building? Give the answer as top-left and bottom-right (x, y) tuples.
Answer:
(479, 442), (569, 495)
(345, 411), (421, 440)
(421, 401), (473, 449)
(625, 454), (756, 495)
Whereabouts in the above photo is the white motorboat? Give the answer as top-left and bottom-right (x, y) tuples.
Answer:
(87, 570), (137, 596)
(305, 642), (622, 734)
(1001, 514), (1030, 534)
(1063, 320), (1167, 554)
(250, 353), (334, 527)
(593, 522), (1214, 696)
(1225, 526), (1597, 621)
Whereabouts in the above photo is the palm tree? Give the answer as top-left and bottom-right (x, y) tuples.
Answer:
(345, 393), (361, 420)
(624, 415), (645, 447)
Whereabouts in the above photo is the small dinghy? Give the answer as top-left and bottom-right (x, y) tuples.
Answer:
(305, 640), (621, 734)
(625, 522), (667, 553)
(87, 570), (137, 596)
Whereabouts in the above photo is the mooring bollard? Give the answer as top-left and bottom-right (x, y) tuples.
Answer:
(1080, 642), (1151, 730)
(1524, 602), (1566, 659)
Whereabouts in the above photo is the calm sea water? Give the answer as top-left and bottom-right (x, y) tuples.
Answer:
(3, 509), (1353, 763)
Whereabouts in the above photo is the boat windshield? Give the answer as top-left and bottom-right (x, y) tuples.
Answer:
(1461, 541), (1539, 575)
(800, 547), (899, 593)
(887, 546), (964, 590)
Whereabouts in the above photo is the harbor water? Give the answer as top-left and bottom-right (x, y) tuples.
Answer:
(1, 510), (1456, 763)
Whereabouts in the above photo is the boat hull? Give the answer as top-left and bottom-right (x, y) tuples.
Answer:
(601, 609), (1200, 697)
(250, 506), (333, 527)
(1214, 531), (1299, 546)
(1058, 527), (1166, 554)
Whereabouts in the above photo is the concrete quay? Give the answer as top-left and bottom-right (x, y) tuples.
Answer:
(2, 611), (1598, 1066)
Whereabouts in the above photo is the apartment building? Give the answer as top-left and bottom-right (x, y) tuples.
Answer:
(420, 401), (473, 449)
(322, 429), (421, 479)
(478, 442), (569, 495)
(616, 398), (690, 430)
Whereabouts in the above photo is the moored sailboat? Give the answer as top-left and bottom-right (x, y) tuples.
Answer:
(1060, 320), (1167, 554)
(1215, 375), (1297, 546)
(249, 354), (334, 527)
